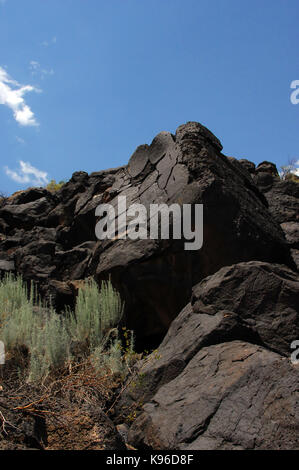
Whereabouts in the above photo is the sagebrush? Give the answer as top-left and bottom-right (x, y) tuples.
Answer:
(0, 274), (130, 382)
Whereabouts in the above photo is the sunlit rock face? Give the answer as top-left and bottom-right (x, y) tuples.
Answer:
(0, 122), (295, 348)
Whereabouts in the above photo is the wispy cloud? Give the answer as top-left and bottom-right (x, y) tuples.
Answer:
(29, 60), (54, 79)
(0, 66), (39, 126)
(16, 136), (26, 145)
(41, 36), (57, 47)
(4, 161), (49, 186)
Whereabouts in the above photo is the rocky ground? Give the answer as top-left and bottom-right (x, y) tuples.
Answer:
(0, 121), (298, 450)
(0, 357), (126, 450)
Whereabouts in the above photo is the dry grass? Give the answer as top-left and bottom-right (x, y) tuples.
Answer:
(0, 356), (123, 449)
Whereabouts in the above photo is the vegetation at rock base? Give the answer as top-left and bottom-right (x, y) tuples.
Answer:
(0, 122), (298, 449)
(45, 179), (66, 192)
(0, 273), (142, 449)
(0, 273), (136, 383)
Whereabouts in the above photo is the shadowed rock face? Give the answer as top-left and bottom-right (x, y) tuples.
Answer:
(128, 341), (299, 450)
(116, 262), (299, 445)
(191, 261), (299, 356)
(0, 121), (295, 349)
(241, 158), (299, 270)
(0, 121), (299, 450)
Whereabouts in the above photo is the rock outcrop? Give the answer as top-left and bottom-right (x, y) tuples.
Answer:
(118, 261), (299, 449)
(0, 122), (295, 349)
(128, 341), (299, 450)
(0, 121), (298, 450)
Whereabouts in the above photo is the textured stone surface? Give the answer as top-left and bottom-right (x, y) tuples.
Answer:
(0, 122), (295, 349)
(191, 261), (299, 356)
(0, 121), (298, 450)
(263, 180), (299, 223)
(128, 341), (299, 450)
(117, 261), (299, 422)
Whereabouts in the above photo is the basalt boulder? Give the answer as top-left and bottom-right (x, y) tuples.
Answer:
(116, 261), (299, 418)
(0, 122), (298, 451)
(87, 123), (293, 347)
(0, 122), (296, 348)
(247, 160), (299, 270)
(128, 341), (299, 450)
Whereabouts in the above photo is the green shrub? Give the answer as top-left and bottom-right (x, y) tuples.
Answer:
(0, 274), (39, 351)
(67, 278), (123, 350)
(28, 312), (71, 382)
(92, 339), (125, 376)
(91, 328), (135, 378)
(0, 274), (126, 383)
(68, 278), (127, 377)
(46, 179), (66, 192)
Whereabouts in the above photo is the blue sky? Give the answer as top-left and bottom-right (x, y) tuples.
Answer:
(0, 0), (299, 195)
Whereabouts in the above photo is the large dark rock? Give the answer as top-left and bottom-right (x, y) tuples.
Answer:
(252, 165), (299, 270)
(0, 197), (56, 231)
(191, 261), (299, 356)
(88, 122), (292, 347)
(238, 159), (256, 174)
(0, 122), (296, 347)
(256, 161), (279, 176)
(115, 304), (244, 415)
(0, 259), (15, 275)
(0, 122), (298, 451)
(128, 341), (299, 450)
(5, 187), (53, 206)
(116, 261), (299, 419)
(281, 221), (299, 247)
(263, 180), (299, 224)
(280, 222), (299, 271)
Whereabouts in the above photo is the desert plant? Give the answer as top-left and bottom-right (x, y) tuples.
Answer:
(91, 328), (135, 378)
(67, 278), (123, 350)
(46, 179), (66, 192)
(28, 312), (71, 382)
(0, 274), (127, 383)
(92, 339), (125, 376)
(0, 274), (71, 382)
(0, 274), (39, 351)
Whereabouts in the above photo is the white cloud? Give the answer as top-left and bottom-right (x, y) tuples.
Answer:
(4, 161), (49, 186)
(29, 60), (40, 72)
(16, 136), (26, 145)
(0, 66), (39, 126)
(41, 36), (57, 47)
(29, 60), (54, 79)
(294, 160), (299, 177)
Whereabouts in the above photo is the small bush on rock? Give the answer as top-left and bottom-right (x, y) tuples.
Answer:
(46, 179), (66, 192)
(67, 278), (123, 350)
(0, 274), (129, 383)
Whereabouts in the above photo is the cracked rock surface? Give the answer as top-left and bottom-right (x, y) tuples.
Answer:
(0, 121), (298, 449)
(0, 122), (295, 349)
(128, 341), (299, 450)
